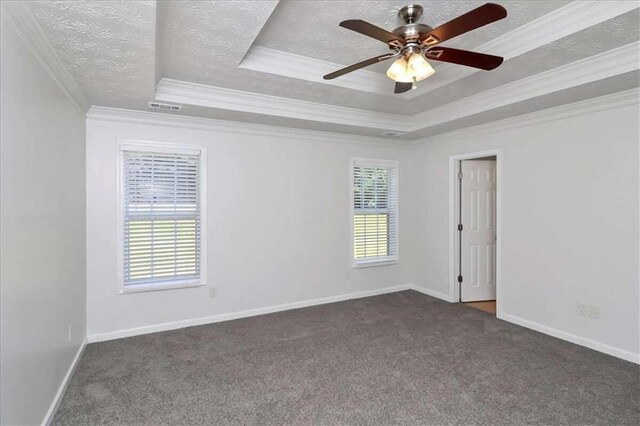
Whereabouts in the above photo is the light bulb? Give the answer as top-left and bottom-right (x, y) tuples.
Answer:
(408, 53), (435, 81)
(386, 57), (411, 82)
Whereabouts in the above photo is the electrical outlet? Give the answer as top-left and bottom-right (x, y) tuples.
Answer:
(587, 305), (600, 319)
(208, 287), (217, 298)
(577, 304), (600, 319)
(68, 325), (72, 342)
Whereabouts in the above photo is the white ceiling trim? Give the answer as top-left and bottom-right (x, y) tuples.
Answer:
(1, 1), (89, 112)
(236, 1), (638, 99)
(239, 46), (393, 95)
(156, 41), (639, 134)
(411, 87), (639, 147)
(89, 87), (639, 148)
(155, 78), (412, 131)
(86, 106), (406, 148)
(406, 0), (639, 98)
(413, 41), (640, 128)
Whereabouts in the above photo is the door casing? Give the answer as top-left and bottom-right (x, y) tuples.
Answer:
(448, 149), (502, 316)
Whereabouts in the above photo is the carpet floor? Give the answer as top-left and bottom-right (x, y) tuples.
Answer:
(53, 291), (639, 425)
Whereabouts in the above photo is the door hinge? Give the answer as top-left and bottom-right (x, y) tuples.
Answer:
(457, 275), (463, 283)
(458, 224), (463, 231)
(458, 171), (463, 180)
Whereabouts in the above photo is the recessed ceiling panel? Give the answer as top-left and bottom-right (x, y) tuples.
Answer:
(255, 0), (571, 74)
(20, 0), (640, 141)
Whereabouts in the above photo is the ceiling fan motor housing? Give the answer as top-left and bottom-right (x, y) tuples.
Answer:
(393, 5), (433, 45)
(398, 4), (423, 23)
(392, 23), (433, 43)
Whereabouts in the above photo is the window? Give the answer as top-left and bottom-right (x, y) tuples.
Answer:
(352, 159), (398, 266)
(118, 142), (206, 292)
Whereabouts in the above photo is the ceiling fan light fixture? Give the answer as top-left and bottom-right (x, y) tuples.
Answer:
(408, 53), (435, 81)
(325, 3), (507, 93)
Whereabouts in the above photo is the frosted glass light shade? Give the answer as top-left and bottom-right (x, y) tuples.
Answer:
(386, 57), (412, 82)
(408, 53), (435, 81)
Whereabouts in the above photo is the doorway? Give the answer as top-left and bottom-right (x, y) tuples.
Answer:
(449, 150), (502, 316)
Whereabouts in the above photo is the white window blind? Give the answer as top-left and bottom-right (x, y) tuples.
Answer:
(352, 160), (398, 265)
(122, 148), (202, 288)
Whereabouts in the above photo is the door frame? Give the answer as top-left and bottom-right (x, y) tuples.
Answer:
(448, 149), (503, 316)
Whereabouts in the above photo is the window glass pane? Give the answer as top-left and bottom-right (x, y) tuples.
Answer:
(123, 150), (201, 286)
(353, 162), (397, 263)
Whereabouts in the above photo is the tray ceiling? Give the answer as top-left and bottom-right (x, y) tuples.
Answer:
(14, 0), (640, 142)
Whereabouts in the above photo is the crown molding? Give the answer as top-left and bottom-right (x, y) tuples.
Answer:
(1, 2), (89, 112)
(87, 86), (640, 148)
(155, 78), (412, 131)
(239, 46), (393, 95)
(234, 1), (638, 99)
(406, 0), (639, 98)
(156, 40), (639, 135)
(486, 1), (639, 60)
(86, 106), (410, 148)
(410, 88), (639, 147)
(412, 41), (640, 128)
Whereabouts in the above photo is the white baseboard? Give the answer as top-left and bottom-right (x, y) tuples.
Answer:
(89, 286), (638, 365)
(42, 338), (87, 425)
(409, 284), (452, 302)
(499, 312), (639, 364)
(88, 284), (416, 343)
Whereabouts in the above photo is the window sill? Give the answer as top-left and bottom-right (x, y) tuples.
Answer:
(118, 281), (205, 294)
(353, 259), (398, 269)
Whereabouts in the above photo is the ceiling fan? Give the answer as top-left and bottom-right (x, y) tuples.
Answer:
(323, 3), (507, 94)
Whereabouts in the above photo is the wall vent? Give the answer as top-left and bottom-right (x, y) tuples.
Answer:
(381, 131), (405, 137)
(148, 101), (182, 112)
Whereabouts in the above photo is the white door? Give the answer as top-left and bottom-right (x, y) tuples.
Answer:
(460, 160), (496, 302)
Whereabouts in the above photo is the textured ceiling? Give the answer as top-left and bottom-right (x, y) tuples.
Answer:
(162, 1), (278, 79)
(28, 0), (156, 110)
(256, 0), (571, 73)
(394, 9), (640, 115)
(22, 0), (640, 140)
(158, 0), (575, 112)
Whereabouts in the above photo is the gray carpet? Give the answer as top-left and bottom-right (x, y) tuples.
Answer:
(53, 291), (639, 425)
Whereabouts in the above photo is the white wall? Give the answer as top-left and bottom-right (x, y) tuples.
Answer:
(407, 96), (639, 362)
(0, 10), (87, 425)
(86, 95), (639, 364)
(86, 116), (415, 339)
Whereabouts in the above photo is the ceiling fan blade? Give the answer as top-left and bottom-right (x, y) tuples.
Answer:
(323, 53), (397, 80)
(420, 3), (507, 46)
(340, 20), (405, 46)
(394, 82), (413, 94)
(425, 47), (503, 70)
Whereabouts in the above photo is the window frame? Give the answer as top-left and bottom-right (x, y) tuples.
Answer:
(116, 140), (208, 294)
(350, 157), (399, 268)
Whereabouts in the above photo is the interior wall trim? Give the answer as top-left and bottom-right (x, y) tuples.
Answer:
(41, 338), (87, 425)
(237, 1), (639, 99)
(157, 42), (640, 136)
(239, 46), (392, 95)
(1, 2), (89, 113)
(412, 41), (640, 128)
(155, 78), (411, 131)
(411, 87), (640, 147)
(409, 284), (451, 302)
(87, 284), (417, 343)
(499, 312), (640, 364)
(86, 106), (408, 148)
(409, 0), (640, 97)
